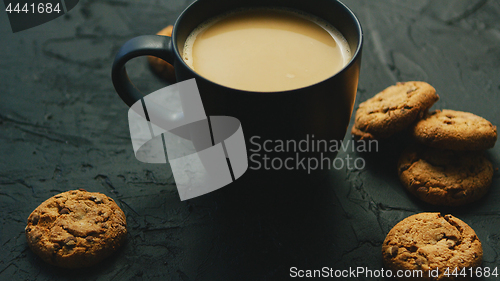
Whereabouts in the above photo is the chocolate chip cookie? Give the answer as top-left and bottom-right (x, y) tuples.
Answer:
(25, 189), (127, 268)
(148, 25), (175, 81)
(412, 109), (497, 151)
(382, 213), (482, 281)
(352, 81), (439, 140)
(398, 146), (493, 206)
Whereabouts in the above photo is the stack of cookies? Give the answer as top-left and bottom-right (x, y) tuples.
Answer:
(352, 81), (497, 280)
(352, 81), (497, 207)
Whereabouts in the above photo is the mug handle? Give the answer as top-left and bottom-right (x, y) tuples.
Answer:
(111, 35), (177, 109)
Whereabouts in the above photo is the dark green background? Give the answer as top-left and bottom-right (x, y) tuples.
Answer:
(0, 0), (499, 280)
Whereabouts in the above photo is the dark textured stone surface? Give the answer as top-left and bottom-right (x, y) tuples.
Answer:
(0, 0), (499, 280)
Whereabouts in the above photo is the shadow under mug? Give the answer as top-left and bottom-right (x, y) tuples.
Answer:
(111, 0), (363, 192)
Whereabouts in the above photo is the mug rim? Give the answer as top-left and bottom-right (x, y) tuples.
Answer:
(171, 0), (363, 94)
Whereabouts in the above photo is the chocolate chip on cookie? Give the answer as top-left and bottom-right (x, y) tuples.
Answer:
(148, 25), (175, 81)
(25, 190), (127, 268)
(382, 212), (482, 281)
(398, 145), (493, 206)
(412, 109), (497, 151)
(352, 81), (439, 140)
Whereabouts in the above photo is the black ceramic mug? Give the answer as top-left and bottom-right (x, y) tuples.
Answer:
(112, 0), (363, 186)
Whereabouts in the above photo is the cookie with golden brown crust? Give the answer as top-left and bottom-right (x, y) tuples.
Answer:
(25, 189), (127, 268)
(412, 109), (497, 151)
(148, 25), (175, 81)
(398, 146), (493, 206)
(382, 212), (482, 281)
(352, 81), (439, 140)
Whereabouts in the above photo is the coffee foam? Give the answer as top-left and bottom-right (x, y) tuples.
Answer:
(182, 7), (352, 69)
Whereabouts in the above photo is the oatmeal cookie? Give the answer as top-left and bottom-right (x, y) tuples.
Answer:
(382, 212), (482, 281)
(25, 189), (127, 268)
(412, 109), (497, 151)
(398, 146), (493, 206)
(352, 81), (439, 140)
(148, 25), (175, 81)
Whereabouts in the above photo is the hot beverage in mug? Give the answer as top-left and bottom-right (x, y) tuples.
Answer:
(182, 8), (352, 92)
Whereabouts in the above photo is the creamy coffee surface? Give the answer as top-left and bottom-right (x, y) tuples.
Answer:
(183, 8), (351, 92)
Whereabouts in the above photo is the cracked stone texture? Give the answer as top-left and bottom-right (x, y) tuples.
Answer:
(0, 0), (499, 280)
